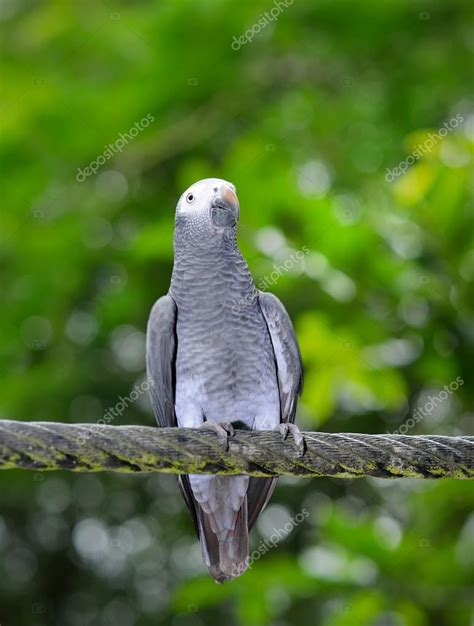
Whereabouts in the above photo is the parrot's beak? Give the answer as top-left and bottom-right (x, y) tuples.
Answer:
(212, 185), (239, 213)
(211, 185), (240, 226)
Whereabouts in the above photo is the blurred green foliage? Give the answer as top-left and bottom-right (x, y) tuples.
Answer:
(0, 0), (473, 625)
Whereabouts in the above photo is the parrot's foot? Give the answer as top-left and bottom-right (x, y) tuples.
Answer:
(279, 423), (306, 456)
(200, 421), (235, 452)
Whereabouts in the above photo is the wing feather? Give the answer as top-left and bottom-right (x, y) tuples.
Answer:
(245, 292), (304, 533)
(146, 294), (178, 428)
(146, 295), (201, 531)
(258, 291), (303, 424)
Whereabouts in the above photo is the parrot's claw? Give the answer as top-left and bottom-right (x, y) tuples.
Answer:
(279, 423), (306, 456)
(200, 421), (235, 452)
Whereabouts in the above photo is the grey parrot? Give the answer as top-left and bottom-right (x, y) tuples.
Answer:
(146, 178), (303, 582)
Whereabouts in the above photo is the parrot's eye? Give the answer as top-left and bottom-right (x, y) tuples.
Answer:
(186, 193), (195, 204)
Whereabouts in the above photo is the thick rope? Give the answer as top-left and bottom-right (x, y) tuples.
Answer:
(0, 420), (472, 479)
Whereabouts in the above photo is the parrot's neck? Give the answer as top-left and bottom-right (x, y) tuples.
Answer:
(170, 228), (258, 308)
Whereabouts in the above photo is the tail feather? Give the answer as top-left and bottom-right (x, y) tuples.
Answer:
(182, 473), (276, 582)
(197, 498), (249, 582)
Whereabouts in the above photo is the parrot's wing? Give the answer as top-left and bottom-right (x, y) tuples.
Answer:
(146, 295), (201, 533)
(258, 291), (303, 424)
(246, 477), (278, 531)
(245, 292), (304, 532)
(146, 294), (178, 428)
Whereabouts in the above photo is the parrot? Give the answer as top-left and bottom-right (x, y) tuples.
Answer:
(146, 178), (303, 582)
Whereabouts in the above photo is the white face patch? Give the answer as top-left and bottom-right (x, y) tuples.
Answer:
(176, 178), (236, 216)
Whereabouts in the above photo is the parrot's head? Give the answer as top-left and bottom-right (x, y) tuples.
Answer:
(175, 178), (240, 234)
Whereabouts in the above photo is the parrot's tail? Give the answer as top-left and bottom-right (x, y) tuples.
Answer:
(197, 499), (249, 583)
